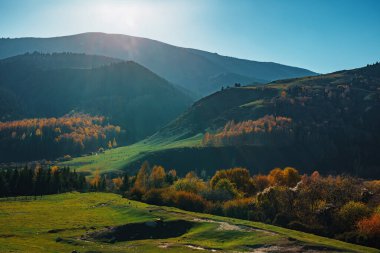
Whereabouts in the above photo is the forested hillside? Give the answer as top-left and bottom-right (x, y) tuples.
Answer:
(0, 53), (193, 146)
(0, 51), (121, 70)
(149, 63), (380, 177)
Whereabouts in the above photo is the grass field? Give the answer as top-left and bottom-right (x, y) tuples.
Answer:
(61, 134), (202, 177)
(0, 192), (378, 253)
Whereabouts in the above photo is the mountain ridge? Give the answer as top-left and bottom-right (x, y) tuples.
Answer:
(0, 32), (317, 97)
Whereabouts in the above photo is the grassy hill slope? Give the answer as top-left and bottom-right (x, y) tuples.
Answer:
(0, 192), (376, 253)
(61, 134), (203, 177)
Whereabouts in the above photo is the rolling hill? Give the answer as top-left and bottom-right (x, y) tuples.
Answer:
(0, 53), (193, 151)
(0, 32), (317, 97)
(0, 192), (376, 252)
(63, 63), (380, 178)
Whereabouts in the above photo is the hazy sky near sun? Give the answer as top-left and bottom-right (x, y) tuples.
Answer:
(0, 0), (379, 73)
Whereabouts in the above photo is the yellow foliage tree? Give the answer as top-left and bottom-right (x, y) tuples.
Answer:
(211, 167), (253, 193)
(268, 167), (300, 187)
(268, 168), (285, 186)
(51, 166), (59, 173)
(91, 170), (101, 189)
(149, 165), (166, 188)
(134, 161), (150, 191)
(112, 138), (117, 147)
(283, 167), (301, 187)
(35, 128), (42, 136)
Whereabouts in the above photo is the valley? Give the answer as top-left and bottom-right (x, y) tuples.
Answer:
(0, 5), (379, 250)
(61, 63), (380, 178)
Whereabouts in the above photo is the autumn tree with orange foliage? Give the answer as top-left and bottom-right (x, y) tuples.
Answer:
(90, 170), (106, 191)
(252, 174), (270, 192)
(358, 213), (380, 235)
(268, 167), (301, 187)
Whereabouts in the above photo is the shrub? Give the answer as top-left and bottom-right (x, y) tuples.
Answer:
(273, 212), (293, 227)
(268, 168), (285, 186)
(173, 172), (207, 194)
(173, 191), (208, 212)
(201, 188), (234, 202)
(252, 174), (270, 192)
(283, 167), (301, 187)
(210, 168), (254, 193)
(287, 221), (322, 234)
(223, 198), (254, 219)
(127, 186), (145, 200)
(214, 178), (240, 198)
(268, 167), (300, 187)
(248, 209), (266, 222)
(337, 201), (370, 231)
(357, 213), (380, 238)
(256, 186), (291, 221)
(335, 231), (367, 245)
(142, 188), (166, 205)
(204, 201), (223, 216)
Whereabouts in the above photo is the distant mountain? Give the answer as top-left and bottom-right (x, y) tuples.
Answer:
(147, 63), (380, 177)
(0, 53), (193, 143)
(0, 32), (317, 97)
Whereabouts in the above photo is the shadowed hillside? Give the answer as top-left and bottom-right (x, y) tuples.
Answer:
(0, 53), (193, 149)
(146, 63), (380, 177)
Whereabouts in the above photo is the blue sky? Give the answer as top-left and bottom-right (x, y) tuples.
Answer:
(0, 0), (379, 73)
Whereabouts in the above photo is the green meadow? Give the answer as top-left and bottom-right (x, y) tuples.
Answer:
(0, 192), (377, 253)
(61, 134), (202, 177)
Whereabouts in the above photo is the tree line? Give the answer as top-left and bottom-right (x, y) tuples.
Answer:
(0, 166), (87, 197)
(115, 163), (380, 249)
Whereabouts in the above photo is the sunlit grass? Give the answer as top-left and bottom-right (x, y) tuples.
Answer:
(0, 192), (377, 253)
(61, 134), (203, 176)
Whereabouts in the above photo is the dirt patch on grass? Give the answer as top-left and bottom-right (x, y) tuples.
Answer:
(192, 218), (275, 235)
(90, 200), (115, 208)
(246, 244), (349, 253)
(185, 244), (219, 252)
(83, 220), (194, 243)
